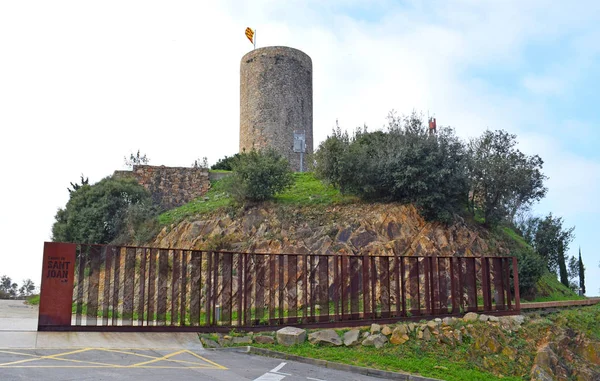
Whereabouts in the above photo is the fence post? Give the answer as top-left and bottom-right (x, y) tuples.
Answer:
(512, 257), (521, 312)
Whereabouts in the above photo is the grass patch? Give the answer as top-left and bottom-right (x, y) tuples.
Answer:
(158, 178), (234, 226)
(498, 226), (530, 249)
(158, 172), (357, 226)
(550, 303), (600, 340)
(250, 337), (524, 381)
(529, 273), (584, 302)
(273, 173), (357, 205)
(26, 294), (40, 305)
(209, 169), (232, 173)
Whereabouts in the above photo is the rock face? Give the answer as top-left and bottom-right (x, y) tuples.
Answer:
(276, 327), (307, 346)
(308, 329), (342, 346)
(531, 328), (600, 381)
(152, 203), (509, 257)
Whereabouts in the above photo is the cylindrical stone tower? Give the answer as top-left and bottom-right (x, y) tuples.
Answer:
(240, 46), (313, 172)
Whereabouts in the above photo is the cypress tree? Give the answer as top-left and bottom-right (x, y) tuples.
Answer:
(578, 247), (586, 295)
(558, 245), (569, 288)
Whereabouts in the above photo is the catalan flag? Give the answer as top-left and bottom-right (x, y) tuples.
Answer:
(245, 27), (254, 44)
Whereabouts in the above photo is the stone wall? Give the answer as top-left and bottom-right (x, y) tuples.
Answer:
(113, 165), (210, 210)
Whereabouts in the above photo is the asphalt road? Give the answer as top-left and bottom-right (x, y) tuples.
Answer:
(0, 347), (386, 381)
(0, 300), (387, 381)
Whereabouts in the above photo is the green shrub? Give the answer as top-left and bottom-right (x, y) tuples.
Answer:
(513, 249), (546, 298)
(227, 149), (294, 202)
(52, 177), (155, 244)
(211, 154), (240, 171)
(315, 112), (469, 223)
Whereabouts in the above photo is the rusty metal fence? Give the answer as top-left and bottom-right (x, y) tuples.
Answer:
(39, 243), (520, 331)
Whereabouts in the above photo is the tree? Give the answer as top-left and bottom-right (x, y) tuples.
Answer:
(467, 130), (547, 226)
(567, 255), (579, 291)
(314, 120), (351, 190)
(192, 157), (209, 169)
(52, 177), (153, 244)
(19, 279), (35, 297)
(579, 248), (586, 295)
(519, 213), (574, 286)
(211, 154), (240, 171)
(227, 149), (294, 202)
(68, 174), (89, 194)
(124, 150), (150, 169)
(0, 275), (11, 298)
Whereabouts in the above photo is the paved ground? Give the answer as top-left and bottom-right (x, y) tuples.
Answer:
(0, 299), (38, 331)
(0, 299), (389, 381)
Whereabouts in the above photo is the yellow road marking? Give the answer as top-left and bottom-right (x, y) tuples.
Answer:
(0, 350), (41, 358)
(0, 365), (219, 369)
(0, 348), (91, 367)
(96, 348), (217, 367)
(0, 348), (227, 370)
(131, 349), (187, 367)
(186, 351), (228, 370)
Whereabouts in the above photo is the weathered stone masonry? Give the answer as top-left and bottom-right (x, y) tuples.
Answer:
(113, 165), (210, 210)
(240, 46), (313, 172)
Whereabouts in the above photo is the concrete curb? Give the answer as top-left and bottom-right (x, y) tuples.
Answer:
(207, 346), (443, 381)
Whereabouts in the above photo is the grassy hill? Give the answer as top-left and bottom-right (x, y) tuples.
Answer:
(156, 172), (581, 303)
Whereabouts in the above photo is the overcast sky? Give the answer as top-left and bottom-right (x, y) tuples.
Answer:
(1, 0), (598, 296)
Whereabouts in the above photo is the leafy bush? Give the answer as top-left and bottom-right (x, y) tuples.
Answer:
(315, 112), (469, 222)
(211, 154), (240, 171)
(227, 149), (294, 202)
(52, 177), (155, 244)
(513, 248), (546, 298)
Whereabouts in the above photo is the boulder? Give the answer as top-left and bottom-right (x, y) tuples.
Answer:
(308, 329), (343, 346)
(463, 312), (479, 321)
(442, 317), (456, 326)
(390, 327), (410, 345)
(232, 336), (252, 344)
(422, 329), (432, 341)
(343, 329), (361, 347)
(440, 332), (456, 347)
(276, 327), (307, 346)
(453, 330), (463, 344)
(362, 331), (371, 339)
(479, 314), (489, 322)
(254, 335), (275, 344)
(398, 324), (409, 335)
(426, 320), (438, 330)
(370, 323), (381, 334)
(381, 325), (393, 336)
(362, 333), (388, 349)
(488, 315), (500, 322)
(200, 337), (221, 348)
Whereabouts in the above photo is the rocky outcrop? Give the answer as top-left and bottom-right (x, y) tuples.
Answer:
(153, 203), (508, 257)
(531, 328), (600, 381)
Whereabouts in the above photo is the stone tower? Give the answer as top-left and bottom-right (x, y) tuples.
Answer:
(240, 46), (313, 172)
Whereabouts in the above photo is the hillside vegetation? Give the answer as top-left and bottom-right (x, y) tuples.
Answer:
(52, 112), (585, 301)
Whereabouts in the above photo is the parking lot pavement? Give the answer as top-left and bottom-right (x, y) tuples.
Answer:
(0, 300), (400, 380)
(0, 299), (38, 331)
(0, 347), (388, 381)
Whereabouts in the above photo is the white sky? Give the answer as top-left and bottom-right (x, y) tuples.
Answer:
(0, 1), (598, 296)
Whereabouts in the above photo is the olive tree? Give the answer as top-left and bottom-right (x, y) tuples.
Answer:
(468, 130), (547, 226)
